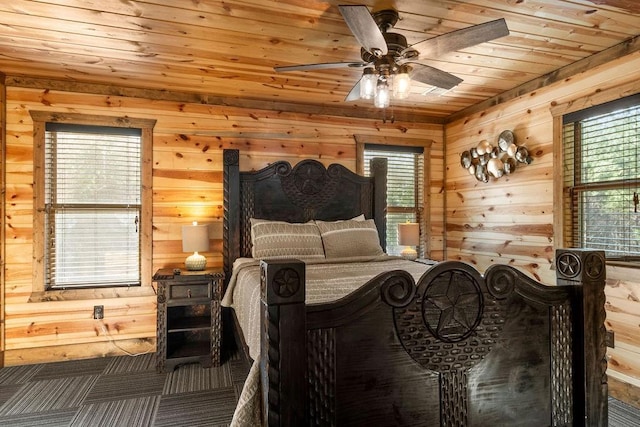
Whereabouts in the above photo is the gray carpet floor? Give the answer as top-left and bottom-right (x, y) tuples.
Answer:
(0, 347), (250, 427)
(0, 343), (637, 426)
(610, 397), (640, 427)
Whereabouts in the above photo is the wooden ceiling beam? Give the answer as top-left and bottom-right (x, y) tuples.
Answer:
(5, 75), (445, 124)
(446, 33), (640, 123)
(585, 0), (640, 14)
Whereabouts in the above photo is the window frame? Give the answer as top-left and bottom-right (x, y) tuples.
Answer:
(560, 94), (640, 266)
(356, 136), (429, 257)
(31, 111), (155, 296)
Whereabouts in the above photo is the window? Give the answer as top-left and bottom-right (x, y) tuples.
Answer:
(562, 94), (640, 262)
(364, 144), (424, 256)
(32, 112), (154, 290)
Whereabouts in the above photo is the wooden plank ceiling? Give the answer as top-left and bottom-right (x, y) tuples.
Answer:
(1, 0), (640, 122)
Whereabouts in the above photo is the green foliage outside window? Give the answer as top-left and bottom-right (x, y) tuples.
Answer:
(563, 97), (640, 261)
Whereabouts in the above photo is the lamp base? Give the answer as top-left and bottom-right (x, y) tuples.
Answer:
(185, 252), (207, 271)
(401, 247), (417, 261)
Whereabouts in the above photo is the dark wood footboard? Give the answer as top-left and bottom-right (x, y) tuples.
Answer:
(260, 249), (608, 426)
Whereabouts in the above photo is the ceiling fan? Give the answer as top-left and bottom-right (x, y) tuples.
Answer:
(274, 5), (509, 108)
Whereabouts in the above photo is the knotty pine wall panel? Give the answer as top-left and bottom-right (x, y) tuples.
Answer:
(1, 77), (5, 357)
(2, 85), (443, 365)
(445, 54), (640, 397)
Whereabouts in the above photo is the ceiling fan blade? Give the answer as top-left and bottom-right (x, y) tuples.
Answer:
(408, 63), (463, 90)
(338, 5), (388, 56)
(408, 18), (509, 58)
(274, 61), (366, 72)
(345, 78), (362, 101)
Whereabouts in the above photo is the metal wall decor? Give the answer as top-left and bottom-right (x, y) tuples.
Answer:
(460, 130), (532, 182)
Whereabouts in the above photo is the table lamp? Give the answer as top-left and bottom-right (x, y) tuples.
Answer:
(397, 222), (419, 260)
(182, 221), (209, 270)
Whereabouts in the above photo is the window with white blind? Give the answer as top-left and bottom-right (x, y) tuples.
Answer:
(364, 144), (424, 256)
(43, 123), (143, 289)
(26, 110), (158, 292)
(562, 93), (640, 262)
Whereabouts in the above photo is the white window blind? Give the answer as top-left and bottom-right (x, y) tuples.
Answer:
(364, 145), (424, 256)
(562, 95), (640, 261)
(45, 124), (142, 288)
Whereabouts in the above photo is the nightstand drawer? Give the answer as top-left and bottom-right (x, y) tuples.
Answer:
(169, 283), (210, 300)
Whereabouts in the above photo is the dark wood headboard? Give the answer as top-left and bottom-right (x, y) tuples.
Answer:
(222, 149), (387, 284)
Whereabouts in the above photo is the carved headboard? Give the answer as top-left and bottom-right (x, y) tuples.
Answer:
(222, 149), (387, 284)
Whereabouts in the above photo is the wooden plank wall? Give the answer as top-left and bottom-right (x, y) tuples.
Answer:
(2, 83), (443, 365)
(0, 77), (5, 362)
(445, 53), (640, 402)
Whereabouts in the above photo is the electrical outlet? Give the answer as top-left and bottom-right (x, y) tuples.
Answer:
(93, 305), (104, 319)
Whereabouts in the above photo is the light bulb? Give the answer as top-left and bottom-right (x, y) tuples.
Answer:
(360, 68), (377, 99)
(375, 79), (390, 108)
(393, 66), (411, 99)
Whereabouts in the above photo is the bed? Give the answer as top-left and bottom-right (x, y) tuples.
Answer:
(221, 148), (608, 426)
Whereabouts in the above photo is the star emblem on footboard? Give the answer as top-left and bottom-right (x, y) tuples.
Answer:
(423, 271), (483, 342)
(388, 262), (505, 373)
(273, 268), (301, 298)
(585, 252), (605, 279)
(557, 252), (580, 278)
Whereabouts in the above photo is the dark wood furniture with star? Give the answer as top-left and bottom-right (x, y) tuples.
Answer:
(154, 268), (224, 373)
(222, 148), (608, 426)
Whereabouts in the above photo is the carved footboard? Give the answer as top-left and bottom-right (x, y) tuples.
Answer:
(260, 249), (607, 426)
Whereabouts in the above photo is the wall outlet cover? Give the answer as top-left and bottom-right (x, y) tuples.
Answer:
(94, 305), (104, 319)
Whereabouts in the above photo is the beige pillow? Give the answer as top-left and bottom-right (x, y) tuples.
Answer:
(315, 219), (384, 258)
(250, 218), (325, 260)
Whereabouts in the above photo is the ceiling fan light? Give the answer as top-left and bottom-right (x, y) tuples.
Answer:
(393, 70), (411, 99)
(374, 78), (390, 108)
(360, 68), (377, 99)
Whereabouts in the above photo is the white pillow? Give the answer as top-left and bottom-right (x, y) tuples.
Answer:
(250, 218), (325, 260)
(315, 219), (384, 258)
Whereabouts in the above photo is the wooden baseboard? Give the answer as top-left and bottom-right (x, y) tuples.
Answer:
(609, 376), (640, 410)
(3, 338), (156, 366)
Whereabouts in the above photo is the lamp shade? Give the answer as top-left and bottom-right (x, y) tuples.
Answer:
(397, 222), (420, 246)
(182, 223), (210, 253)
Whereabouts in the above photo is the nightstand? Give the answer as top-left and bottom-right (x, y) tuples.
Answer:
(153, 268), (224, 373)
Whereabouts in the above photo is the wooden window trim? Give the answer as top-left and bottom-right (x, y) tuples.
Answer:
(552, 90), (640, 268)
(29, 111), (156, 300)
(355, 135), (433, 256)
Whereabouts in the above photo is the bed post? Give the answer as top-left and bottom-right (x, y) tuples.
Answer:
(223, 149), (240, 287)
(370, 157), (387, 251)
(260, 259), (306, 426)
(555, 249), (608, 426)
